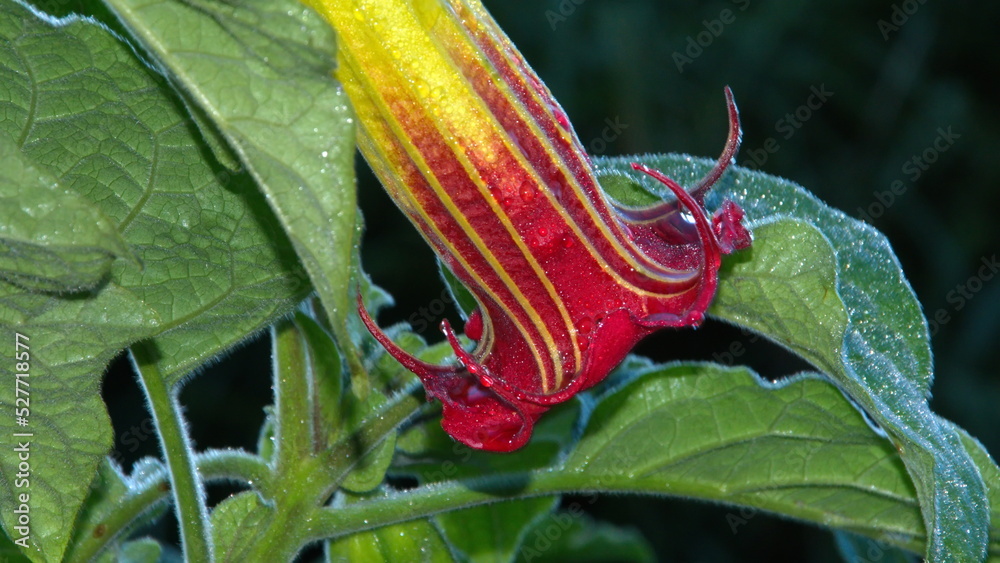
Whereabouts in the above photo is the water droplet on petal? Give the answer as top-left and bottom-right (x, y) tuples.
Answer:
(520, 183), (535, 202)
(415, 80), (431, 99)
(555, 111), (570, 130)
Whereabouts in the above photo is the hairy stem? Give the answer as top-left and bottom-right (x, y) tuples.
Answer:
(272, 321), (314, 475)
(239, 383), (426, 560)
(130, 343), (213, 563)
(305, 469), (567, 544)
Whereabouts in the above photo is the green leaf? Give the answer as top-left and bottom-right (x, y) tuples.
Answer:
(295, 310), (352, 450)
(438, 259), (477, 320)
(514, 512), (656, 563)
(210, 491), (276, 563)
(438, 497), (558, 563)
(712, 219), (846, 373)
(594, 154), (991, 562)
(0, 3), (309, 560)
(326, 493), (457, 563)
(563, 363), (925, 551)
(0, 136), (131, 292)
(101, 0), (360, 384)
(340, 433), (398, 494)
(959, 431), (1000, 560)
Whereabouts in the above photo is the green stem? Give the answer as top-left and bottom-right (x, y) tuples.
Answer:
(130, 344), (213, 563)
(239, 383), (426, 561)
(272, 320), (314, 476)
(303, 469), (929, 557)
(333, 320), (369, 399)
(304, 469), (567, 544)
(65, 472), (171, 563)
(195, 449), (273, 495)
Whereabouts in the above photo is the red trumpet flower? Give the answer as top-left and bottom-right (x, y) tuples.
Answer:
(306, 0), (752, 451)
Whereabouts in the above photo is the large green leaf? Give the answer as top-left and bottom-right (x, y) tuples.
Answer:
(562, 362), (925, 553)
(0, 3), (310, 560)
(594, 153), (991, 562)
(101, 0), (360, 384)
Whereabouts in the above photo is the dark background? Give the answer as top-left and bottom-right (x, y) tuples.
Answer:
(100, 0), (998, 561)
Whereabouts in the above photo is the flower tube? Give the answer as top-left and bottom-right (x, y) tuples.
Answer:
(303, 0), (751, 451)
